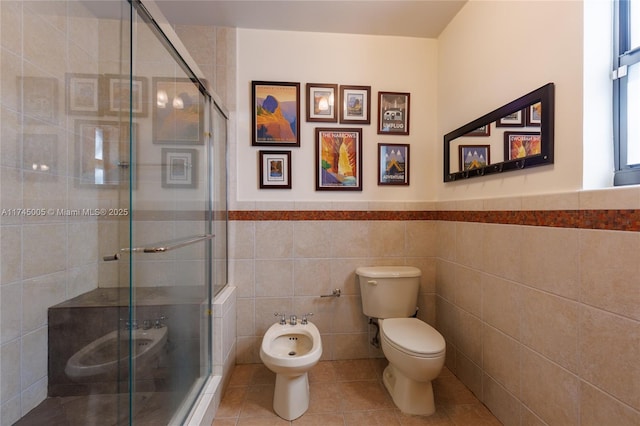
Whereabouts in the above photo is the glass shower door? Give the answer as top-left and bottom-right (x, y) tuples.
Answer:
(125, 2), (214, 423)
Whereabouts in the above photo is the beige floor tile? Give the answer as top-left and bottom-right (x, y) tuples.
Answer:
(333, 358), (378, 381)
(291, 412), (344, 425)
(240, 384), (278, 418)
(308, 360), (337, 383)
(339, 380), (394, 411)
(343, 409), (401, 425)
(212, 360), (501, 426)
(443, 403), (503, 425)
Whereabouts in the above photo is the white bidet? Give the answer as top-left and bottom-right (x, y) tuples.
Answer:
(259, 317), (322, 420)
(65, 326), (168, 381)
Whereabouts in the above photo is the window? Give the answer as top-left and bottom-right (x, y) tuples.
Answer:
(614, 0), (640, 185)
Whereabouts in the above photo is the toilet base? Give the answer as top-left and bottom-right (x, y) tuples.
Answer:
(382, 363), (435, 416)
(273, 372), (310, 420)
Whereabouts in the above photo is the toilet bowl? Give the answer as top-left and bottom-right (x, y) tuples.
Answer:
(356, 265), (446, 416)
(260, 319), (322, 420)
(65, 326), (168, 382)
(380, 318), (445, 415)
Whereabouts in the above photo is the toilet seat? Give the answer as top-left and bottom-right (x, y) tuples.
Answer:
(380, 318), (445, 358)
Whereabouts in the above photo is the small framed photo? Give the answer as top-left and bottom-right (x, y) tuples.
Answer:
(18, 77), (58, 124)
(66, 73), (100, 115)
(153, 77), (204, 144)
(75, 119), (134, 187)
(526, 102), (542, 126)
(459, 145), (490, 171)
(161, 148), (198, 188)
(315, 128), (362, 191)
(339, 85), (371, 125)
(496, 109), (524, 127)
(22, 133), (58, 176)
(464, 124), (491, 137)
(377, 92), (410, 135)
(306, 83), (337, 122)
(504, 132), (541, 160)
(378, 143), (409, 185)
(252, 81), (300, 146)
(104, 74), (148, 117)
(259, 150), (291, 189)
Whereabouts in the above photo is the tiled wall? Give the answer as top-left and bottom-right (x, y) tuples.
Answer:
(435, 189), (640, 426)
(229, 188), (640, 425)
(229, 204), (441, 363)
(1, 3), (106, 422)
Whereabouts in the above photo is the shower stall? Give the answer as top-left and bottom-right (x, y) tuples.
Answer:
(0, 0), (227, 424)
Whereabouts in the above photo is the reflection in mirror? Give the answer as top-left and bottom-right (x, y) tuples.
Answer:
(444, 83), (554, 182)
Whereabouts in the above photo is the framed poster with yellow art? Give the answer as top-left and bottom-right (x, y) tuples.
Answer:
(315, 128), (362, 191)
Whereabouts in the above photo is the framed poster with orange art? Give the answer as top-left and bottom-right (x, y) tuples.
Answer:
(504, 132), (541, 160)
(315, 128), (362, 191)
(252, 81), (300, 146)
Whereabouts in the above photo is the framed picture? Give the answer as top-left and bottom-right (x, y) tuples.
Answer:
(153, 77), (204, 144)
(18, 77), (58, 124)
(252, 81), (300, 146)
(258, 150), (291, 189)
(22, 133), (58, 177)
(339, 85), (371, 124)
(66, 73), (100, 115)
(378, 143), (409, 185)
(526, 102), (542, 126)
(459, 145), (490, 171)
(464, 124), (491, 137)
(496, 109), (524, 127)
(504, 132), (541, 160)
(75, 119), (134, 187)
(378, 92), (410, 135)
(315, 128), (362, 191)
(306, 83), (337, 122)
(161, 148), (198, 188)
(104, 74), (148, 117)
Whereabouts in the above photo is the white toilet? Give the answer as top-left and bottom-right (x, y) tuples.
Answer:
(356, 266), (446, 416)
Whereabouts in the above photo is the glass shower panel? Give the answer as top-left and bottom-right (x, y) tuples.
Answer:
(126, 3), (213, 423)
(212, 105), (228, 297)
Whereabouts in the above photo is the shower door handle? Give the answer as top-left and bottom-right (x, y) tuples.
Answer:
(136, 234), (215, 253)
(103, 234), (214, 260)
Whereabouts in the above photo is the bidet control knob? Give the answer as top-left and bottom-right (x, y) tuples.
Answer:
(154, 314), (167, 328)
(274, 312), (287, 325)
(301, 312), (313, 324)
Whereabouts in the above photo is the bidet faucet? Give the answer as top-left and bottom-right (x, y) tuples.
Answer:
(154, 314), (167, 328)
(301, 312), (313, 325)
(289, 315), (297, 325)
(274, 312), (287, 325)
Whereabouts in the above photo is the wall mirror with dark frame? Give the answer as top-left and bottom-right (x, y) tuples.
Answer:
(443, 82), (555, 182)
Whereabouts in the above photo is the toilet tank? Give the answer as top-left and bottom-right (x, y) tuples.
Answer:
(356, 266), (421, 318)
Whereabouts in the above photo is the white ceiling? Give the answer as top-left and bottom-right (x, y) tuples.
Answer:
(153, 0), (467, 38)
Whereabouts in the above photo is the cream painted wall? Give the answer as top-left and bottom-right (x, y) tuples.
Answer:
(437, 0), (586, 201)
(237, 29), (438, 203)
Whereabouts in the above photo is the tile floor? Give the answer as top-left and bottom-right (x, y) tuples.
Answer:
(212, 359), (502, 425)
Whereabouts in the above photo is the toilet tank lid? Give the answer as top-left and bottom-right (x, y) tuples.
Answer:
(356, 266), (421, 278)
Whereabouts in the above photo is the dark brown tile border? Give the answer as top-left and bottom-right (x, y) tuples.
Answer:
(228, 209), (640, 232)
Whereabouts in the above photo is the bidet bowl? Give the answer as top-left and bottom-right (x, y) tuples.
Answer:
(65, 326), (168, 381)
(260, 321), (322, 375)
